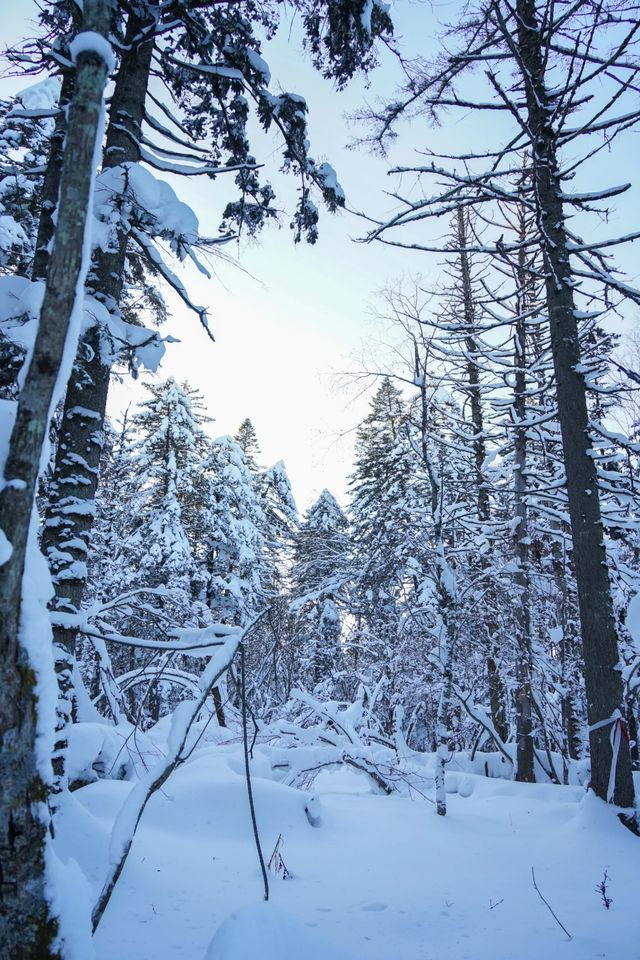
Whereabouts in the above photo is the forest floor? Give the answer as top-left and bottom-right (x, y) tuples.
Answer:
(60, 734), (640, 960)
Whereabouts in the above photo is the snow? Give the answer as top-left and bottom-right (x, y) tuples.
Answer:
(16, 76), (61, 111)
(245, 47), (271, 85)
(203, 904), (355, 960)
(626, 591), (640, 646)
(317, 162), (346, 201)
(56, 729), (640, 960)
(69, 32), (115, 73)
(18, 516), (58, 782)
(0, 527), (12, 565)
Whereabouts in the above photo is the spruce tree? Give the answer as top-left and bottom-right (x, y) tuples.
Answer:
(292, 489), (350, 692)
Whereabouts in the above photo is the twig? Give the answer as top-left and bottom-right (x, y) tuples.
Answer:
(242, 642), (269, 901)
(531, 867), (572, 940)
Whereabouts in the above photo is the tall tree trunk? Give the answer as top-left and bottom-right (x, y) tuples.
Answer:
(0, 3), (111, 954)
(42, 7), (156, 785)
(455, 207), (508, 743)
(415, 349), (456, 815)
(513, 290), (535, 782)
(514, 0), (635, 808)
(510, 194), (535, 782)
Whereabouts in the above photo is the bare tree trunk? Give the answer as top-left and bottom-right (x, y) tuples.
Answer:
(513, 305), (535, 782)
(510, 195), (535, 782)
(414, 346), (457, 815)
(455, 207), (508, 743)
(515, 0), (635, 808)
(0, 3), (111, 953)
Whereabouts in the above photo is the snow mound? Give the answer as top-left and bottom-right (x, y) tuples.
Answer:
(204, 903), (360, 960)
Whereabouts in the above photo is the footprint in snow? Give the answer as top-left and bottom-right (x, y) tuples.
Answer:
(360, 902), (388, 912)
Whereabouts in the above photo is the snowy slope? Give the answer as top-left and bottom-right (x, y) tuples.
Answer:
(60, 740), (640, 960)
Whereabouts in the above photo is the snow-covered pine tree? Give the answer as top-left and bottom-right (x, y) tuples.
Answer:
(348, 377), (429, 736)
(235, 417), (262, 473)
(291, 489), (350, 694)
(203, 434), (265, 627)
(110, 379), (211, 723)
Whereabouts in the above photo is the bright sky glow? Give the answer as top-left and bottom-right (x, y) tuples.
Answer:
(2, 0), (638, 512)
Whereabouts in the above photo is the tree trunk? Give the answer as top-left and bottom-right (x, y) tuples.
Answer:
(42, 7), (156, 785)
(0, 3), (111, 954)
(515, 0), (635, 808)
(455, 207), (509, 744)
(512, 198), (535, 782)
(31, 66), (76, 282)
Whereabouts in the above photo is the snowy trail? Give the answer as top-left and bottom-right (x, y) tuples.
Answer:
(65, 745), (640, 960)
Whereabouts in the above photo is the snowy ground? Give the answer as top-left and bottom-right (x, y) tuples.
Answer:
(60, 737), (640, 960)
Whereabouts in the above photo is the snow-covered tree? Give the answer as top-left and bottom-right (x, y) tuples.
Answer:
(0, 1), (113, 951)
(203, 434), (265, 626)
(291, 489), (350, 693)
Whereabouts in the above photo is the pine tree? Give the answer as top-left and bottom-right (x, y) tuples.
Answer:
(235, 417), (262, 472)
(348, 378), (429, 733)
(292, 489), (350, 692)
(204, 434), (266, 626)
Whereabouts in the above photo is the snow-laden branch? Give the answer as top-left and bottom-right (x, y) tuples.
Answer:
(91, 627), (243, 931)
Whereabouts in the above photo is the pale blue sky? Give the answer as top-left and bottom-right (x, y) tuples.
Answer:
(2, 0), (638, 512)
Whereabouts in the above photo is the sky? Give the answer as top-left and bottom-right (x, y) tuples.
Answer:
(101, 1), (438, 513)
(2, 0), (639, 512)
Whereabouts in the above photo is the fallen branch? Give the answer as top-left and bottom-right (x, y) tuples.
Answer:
(531, 867), (572, 940)
(343, 755), (394, 795)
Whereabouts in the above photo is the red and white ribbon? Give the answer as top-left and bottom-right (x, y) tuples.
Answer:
(589, 709), (630, 803)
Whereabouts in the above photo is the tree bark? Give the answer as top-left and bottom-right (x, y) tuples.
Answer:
(0, 3), (112, 954)
(514, 0), (635, 807)
(42, 8), (156, 781)
(455, 207), (509, 744)
(31, 68), (76, 283)
(511, 195), (535, 782)
(513, 304), (535, 782)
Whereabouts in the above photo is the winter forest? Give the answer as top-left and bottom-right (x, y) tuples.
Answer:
(1, 1), (639, 958)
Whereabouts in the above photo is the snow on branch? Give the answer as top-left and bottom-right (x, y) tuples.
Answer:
(130, 227), (212, 338)
(91, 628), (243, 931)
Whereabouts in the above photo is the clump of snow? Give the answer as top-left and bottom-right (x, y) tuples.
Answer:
(94, 163), (200, 251)
(16, 76), (61, 111)
(46, 843), (96, 960)
(245, 47), (271, 85)
(69, 32), (115, 73)
(626, 590), (640, 646)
